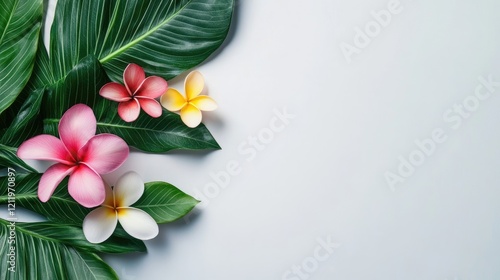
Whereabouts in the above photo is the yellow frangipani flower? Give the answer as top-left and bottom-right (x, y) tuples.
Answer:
(160, 71), (217, 128)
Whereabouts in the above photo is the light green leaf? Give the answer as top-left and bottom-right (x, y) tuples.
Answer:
(0, 0), (43, 115)
(133, 181), (199, 223)
(0, 219), (119, 280)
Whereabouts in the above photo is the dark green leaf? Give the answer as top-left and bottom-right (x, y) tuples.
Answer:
(43, 55), (111, 119)
(0, 174), (147, 254)
(133, 181), (199, 223)
(0, 144), (36, 173)
(0, 88), (44, 147)
(0, 219), (119, 280)
(16, 221), (145, 255)
(0, 37), (52, 130)
(0, 0), (43, 115)
(50, 0), (235, 82)
(94, 108), (221, 152)
(42, 55), (219, 152)
(0, 173), (90, 224)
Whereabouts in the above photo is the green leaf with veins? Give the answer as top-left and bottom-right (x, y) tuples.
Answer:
(0, 219), (119, 280)
(0, 0), (43, 115)
(133, 181), (199, 223)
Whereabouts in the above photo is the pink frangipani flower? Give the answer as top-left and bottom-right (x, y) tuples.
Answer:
(99, 63), (168, 122)
(17, 104), (129, 208)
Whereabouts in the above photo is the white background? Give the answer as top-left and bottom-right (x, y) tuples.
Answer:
(8, 0), (500, 279)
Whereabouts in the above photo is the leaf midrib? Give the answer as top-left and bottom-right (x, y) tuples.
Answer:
(0, 218), (61, 244)
(0, 143), (16, 153)
(99, 0), (193, 64)
(136, 202), (195, 208)
(0, 193), (79, 206)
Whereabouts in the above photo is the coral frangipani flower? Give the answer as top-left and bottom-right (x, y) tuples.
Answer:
(100, 63), (168, 122)
(83, 171), (159, 243)
(17, 104), (129, 208)
(160, 71), (217, 128)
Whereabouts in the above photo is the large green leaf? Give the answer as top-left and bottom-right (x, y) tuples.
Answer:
(133, 181), (199, 223)
(50, 0), (235, 82)
(0, 88), (44, 147)
(0, 0), (43, 115)
(0, 36), (52, 131)
(2, 0), (231, 153)
(42, 55), (219, 152)
(0, 174), (198, 225)
(0, 144), (36, 173)
(0, 173), (91, 224)
(93, 109), (221, 152)
(0, 219), (119, 280)
(0, 174), (147, 254)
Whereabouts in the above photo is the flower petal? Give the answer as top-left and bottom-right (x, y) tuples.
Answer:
(100, 82), (131, 102)
(180, 103), (202, 128)
(185, 71), (204, 100)
(135, 76), (168, 99)
(190, 96), (218, 111)
(118, 99), (141, 122)
(137, 98), (162, 118)
(103, 182), (114, 208)
(17, 135), (74, 165)
(59, 104), (97, 157)
(123, 63), (145, 94)
(118, 207), (159, 240)
(68, 165), (106, 208)
(160, 88), (187, 112)
(83, 207), (118, 244)
(113, 171), (144, 207)
(79, 134), (129, 174)
(38, 163), (76, 202)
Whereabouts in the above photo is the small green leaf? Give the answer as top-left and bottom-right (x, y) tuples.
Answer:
(133, 181), (199, 223)
(0, 219), (119, 280)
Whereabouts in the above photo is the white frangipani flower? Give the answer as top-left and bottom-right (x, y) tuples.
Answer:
(83, 171), (159, 243)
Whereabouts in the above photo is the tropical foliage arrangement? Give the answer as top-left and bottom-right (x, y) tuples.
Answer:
(0, 0), (234, 278)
